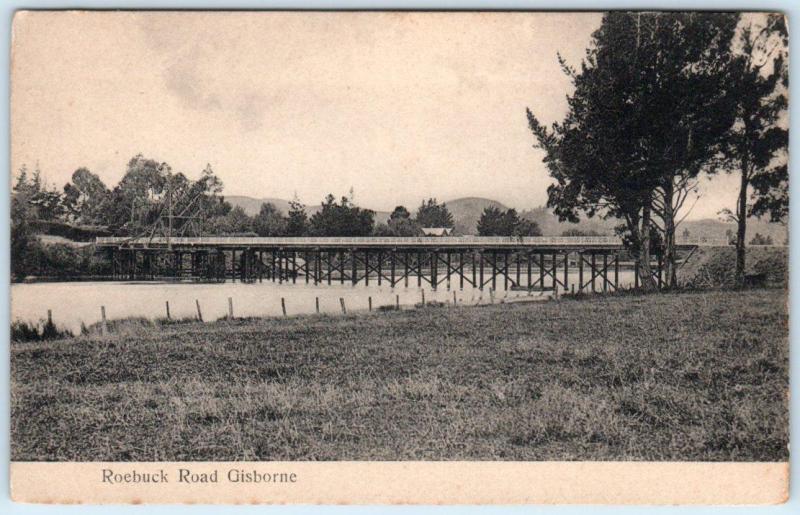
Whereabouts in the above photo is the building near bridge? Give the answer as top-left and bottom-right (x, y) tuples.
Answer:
(421, 227), (453, 237)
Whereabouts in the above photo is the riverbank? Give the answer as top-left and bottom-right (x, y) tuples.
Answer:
(11, 288), (788, 461)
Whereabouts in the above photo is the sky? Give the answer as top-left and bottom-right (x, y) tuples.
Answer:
(11, 11), (741, 218)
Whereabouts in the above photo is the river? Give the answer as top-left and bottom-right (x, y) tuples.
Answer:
(11, 269), (637, 332)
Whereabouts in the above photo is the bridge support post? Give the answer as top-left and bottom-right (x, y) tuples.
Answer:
(578, 252), (584, 292)
(459, 251), (465, 290)
(563, 252), (569, 291)
(390, 251), (396, 287)
(479, 251), (484, 290)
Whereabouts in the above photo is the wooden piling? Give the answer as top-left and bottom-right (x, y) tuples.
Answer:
(281, 298), (287, 317)
(368, 296), (372, 311)
(421, 289), (426, 305)
(228, 297), (234, 319)
(315, 296), (320, 314)
(453, 290), (457, 305)
(396, 294), (400, 310)
(339, 298), (347, 314)
(47, 309), (52, 326)
(195, 299), (203, 321)
(165, 301), (171, 320)
(100, 306), (107, 335)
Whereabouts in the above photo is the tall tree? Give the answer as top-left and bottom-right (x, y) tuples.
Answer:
(252, 202), (287, 236)
(527, 12), (738, 289)
(388, 205), (423, 236)
(416, 198), (454, 228)
(286, 196), (308, 237)
(720, 13), (788, 285)
(309, 194), (375, 236)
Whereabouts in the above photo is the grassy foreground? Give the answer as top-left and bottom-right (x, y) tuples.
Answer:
(11, 289), (788, 461)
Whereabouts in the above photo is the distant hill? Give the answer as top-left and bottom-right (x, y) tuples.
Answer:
(226, 195), (787, 243)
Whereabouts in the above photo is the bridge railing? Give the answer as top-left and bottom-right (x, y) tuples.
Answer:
(95, 235), (734, 247)
(96, 235), (625, 246)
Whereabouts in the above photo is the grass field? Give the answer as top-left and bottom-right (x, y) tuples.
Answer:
(11, 288), (788, 462)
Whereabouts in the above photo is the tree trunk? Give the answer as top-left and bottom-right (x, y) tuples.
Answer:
(662, 181), (677, 288)
(735, 160), (750, 287)
(637, 203), (658, 290)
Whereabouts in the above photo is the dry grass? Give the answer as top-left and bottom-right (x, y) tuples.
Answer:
(11, 288), (788, 461)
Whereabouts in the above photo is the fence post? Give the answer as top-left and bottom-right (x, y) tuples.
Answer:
(453, 291), (457, 305)
(100, 306), (107, 335)
(281, 298), (287, 317)
(368, 296), (372, 311)
(228, 297), (234, 319)
(339, 298), (347, 314)
(315, 296), (320, 314)
(195, 299), (203, 322)
(396, 294), (400, 310)
(165, 301), (171, 320)
(421, 289), (426, 306)
(47, 309), (52, 326)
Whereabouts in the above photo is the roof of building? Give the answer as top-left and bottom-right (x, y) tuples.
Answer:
(421, 227), (453, 236)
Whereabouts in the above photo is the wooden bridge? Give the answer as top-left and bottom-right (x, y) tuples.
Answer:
(95, 236), (721, 292)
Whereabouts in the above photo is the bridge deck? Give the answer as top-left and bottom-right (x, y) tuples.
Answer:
(96, 236), (717, 250)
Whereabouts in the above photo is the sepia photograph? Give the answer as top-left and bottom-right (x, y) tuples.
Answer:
(8, 10), (789, 504)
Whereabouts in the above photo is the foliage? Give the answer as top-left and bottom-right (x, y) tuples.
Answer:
(252, 203), (287, 237)
(416, 198), (454, 228)
(477, 207), (542, 236)
(527, 12), (739, 288)
(285, 197), (308, 237)
(309, 194), (375, 236)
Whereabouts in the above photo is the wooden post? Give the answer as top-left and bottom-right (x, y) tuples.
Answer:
(446, 251), (451, 289)
(390, 251), (396, 287)
(635, 260), (640, 289)
(489, 288), (495, 304)
(571, 284), (575, 294)
(479, 252), (484, 290)
(551, 252), (557, 291)
(165, 301), (171, 320)
(459, 251), (465, 290)
(368, 296), (372, 311)
(339, 298), (347, 314)
(491, 252), (497, 291)
(47, 309), (52, 326)
(228, 297), (234, 319)
(614, 253), (619, 290)
(352, 250), (358, 286)
(453, 290), (457, 305)
(417, 251), (423, 287)
(527, 252), (532, 289)
(432, 251), (438, 290)
(603, 254), (608, 292)
(421, 289), (426, 305)
(100, 306), (107, 335)
(327, 251), (332, 285)
(404, 251), (410, 287)
(657, 253), (663, 289)
(396, 294), (400, 310)
(315, 296), (320, 314)
(591, 253), (596, 293)
(364, 250), (370, 286)
(563, 252), (569, 291)
(472, 252), (477, 287)
(504, 252), (509, 290)
(539, 252), (545, 292)
(516, 253), (521, 287)
(281, 298), (287, 317)
(195, 299), (203, 321)
(377, 252), (382, 286)
(339, 250), (346, 284)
